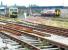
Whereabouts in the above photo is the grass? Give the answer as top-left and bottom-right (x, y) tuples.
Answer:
(43, 17), (68, 29)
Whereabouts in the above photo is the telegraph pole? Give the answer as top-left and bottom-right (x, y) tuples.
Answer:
(29, 5), (32, 16)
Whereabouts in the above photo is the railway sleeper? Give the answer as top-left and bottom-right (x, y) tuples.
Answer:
(18, 34), (60, 50)
(0, 32), (29, 50)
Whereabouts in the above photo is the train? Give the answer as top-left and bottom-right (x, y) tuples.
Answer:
(8, 7), (18, 18)
(41, 9), (61, 17)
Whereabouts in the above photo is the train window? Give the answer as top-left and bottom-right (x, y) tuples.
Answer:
(12, 12), (17, 14)
(14, 9), (17, 11)
(10, 9), (13, 11)
(10, 9), (17, 12)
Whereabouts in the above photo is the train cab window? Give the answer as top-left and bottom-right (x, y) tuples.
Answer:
(10, 9), (17, 12)
(10, 9), (13, 11)
(14, 9), (17, 11)
(12, 12), (17, 14)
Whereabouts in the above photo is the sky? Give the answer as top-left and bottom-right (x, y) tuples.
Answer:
(0, 0), (67, 6)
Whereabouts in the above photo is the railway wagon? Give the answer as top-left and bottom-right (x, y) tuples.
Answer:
(8, 7), (18, 18)
(41, 9), (61, 17)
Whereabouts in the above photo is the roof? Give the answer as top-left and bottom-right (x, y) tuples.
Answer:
(29, 6), (68, 9)
(0, 6), (7, 9)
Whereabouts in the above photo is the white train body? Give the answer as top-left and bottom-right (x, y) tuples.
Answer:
(41, 9), (61, 17)
(41, 9), (55, 16)
(42, 9), (55, 14)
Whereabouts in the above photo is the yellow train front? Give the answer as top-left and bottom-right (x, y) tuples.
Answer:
(55, 9), (61, 17)
(41, 9), (61, 17)
(9, 7), (18, 18)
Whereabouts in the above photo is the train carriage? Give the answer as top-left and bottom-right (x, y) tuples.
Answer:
(41, 9), (61, 17)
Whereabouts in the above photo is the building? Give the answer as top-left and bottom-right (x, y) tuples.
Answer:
(0, 1), (7, 17)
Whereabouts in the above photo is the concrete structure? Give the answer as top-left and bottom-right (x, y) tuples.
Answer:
(0, 1), (7, 17)
(0, 6), (7, 16)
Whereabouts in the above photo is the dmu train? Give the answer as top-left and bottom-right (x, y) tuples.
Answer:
(41, 9), (61, 17)
(8, 7), (18, 18)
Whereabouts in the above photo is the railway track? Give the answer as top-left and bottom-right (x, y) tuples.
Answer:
(1, 20), (68, 37)
(16, 21), (68, 37)
(0, 32), (29, 50)
(0, 21), (68, 50)
(0, 27), (59, 50)
(2, 20), (67, 37)
(1, 31), (60, 50)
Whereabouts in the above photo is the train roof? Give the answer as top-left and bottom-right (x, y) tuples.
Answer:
(0, 6), (6, 9)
